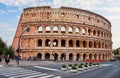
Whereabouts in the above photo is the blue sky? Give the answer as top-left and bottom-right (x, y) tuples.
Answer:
(0, 0), (120, 49)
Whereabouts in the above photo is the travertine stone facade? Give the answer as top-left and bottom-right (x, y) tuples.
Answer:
(12, 6), (112, 61)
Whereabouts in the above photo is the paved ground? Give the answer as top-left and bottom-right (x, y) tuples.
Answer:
(0, 60), (120, 78)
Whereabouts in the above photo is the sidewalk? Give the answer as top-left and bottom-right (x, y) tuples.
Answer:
(0, 60), (82, 67)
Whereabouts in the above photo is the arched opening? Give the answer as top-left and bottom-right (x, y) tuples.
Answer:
(101, 32), (103, 37)
(98, 42), (101, 48)
(45, 53), (50, 60)
(38, 39), (42, 47)
(94, 54), (97, 60)
(69, 27), (73, 34)
(76, 40), (80, 47)
(37, 53), (42, 60)
(93, 30), (96, 36)
(83, 41), (87, 47)
(61, 39), (66, 47)
(102, 54), (104, 61)
(83, 54), (86, 61)
(76, 53), (80, 61)
(46, 26), (50, 33)
(99, 54), (101, 60)
(69, 40), (73, 47)
(38, 26), (42, 33)
(69, 53), (73, 61)
(88, 29), (91, 35)
(76, 27), (79, 34)
(45, 39), (50, 47)
(54, 53), (58, 61)
(61, 26), (65, 33)
(89, 41), (92, 48)
(94, 42), (97, 48)
(61, 53), (66, 61)
(89, 54), (92, 60)
(98, 31), (100, 37)
(82, 28), (86, 35)
(53, 26), (58, 33)
(53, 39), (58, 47)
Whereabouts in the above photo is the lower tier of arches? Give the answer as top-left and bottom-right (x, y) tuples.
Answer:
(20, 50), (112, 62)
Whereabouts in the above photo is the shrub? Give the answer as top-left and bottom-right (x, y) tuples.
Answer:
(74, 64), (78, 66)
(78, 64), (83, 68)
(62, 64), (66, 68)
(72, 65), (77, 70)
(69, 64), (72, 67)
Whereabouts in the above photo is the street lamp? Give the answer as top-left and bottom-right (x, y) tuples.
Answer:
(16, 27), (30, 65)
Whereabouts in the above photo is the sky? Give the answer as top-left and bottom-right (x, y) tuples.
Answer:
(0, 0), (120, 49)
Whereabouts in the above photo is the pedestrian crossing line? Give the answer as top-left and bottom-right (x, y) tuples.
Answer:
(0, 67), (62, 78)
(53, 76), (62, 78)
(22, 73), (48, 78)
(3, 71), (37, 76)
(9, 72), (42, 78)
(0, 70), (36, 74)
(38, 75), (54, 78)
(34, 66), (59, 71)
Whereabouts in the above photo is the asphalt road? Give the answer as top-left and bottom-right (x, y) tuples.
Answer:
(0, 62), (120, 78)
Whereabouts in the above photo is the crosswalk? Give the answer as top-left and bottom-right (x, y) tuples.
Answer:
(0, 67), (62, 78)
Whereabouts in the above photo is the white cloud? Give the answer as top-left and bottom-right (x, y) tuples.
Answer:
(104, 7), (120, 13)
(0, 10), (6, 14)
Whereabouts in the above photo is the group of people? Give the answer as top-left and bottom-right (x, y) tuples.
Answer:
(0, 55), (10, 65)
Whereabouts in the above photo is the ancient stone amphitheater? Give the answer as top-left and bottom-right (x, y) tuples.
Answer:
(12, 6), (112, 62)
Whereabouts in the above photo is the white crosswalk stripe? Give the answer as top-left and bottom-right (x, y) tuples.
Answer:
(0, 67), (62, 78)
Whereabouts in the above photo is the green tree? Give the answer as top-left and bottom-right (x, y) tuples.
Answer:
(0, 38), (14, 58)
(112, 49), (119, 55)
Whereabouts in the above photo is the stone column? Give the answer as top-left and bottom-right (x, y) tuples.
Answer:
(66, 52), (69, 61)
(58, 38), (61, 47)
(73, 53), (77, 61)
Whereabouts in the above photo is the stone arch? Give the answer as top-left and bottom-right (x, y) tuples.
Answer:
(99, 54), (101, 60)
(76, 40), (80, 47)
(76, 27), (79, 34)
(93, 30), (96, 36)
(89, 41), (92, 48)
(89, 54), (92, 60)
(54, 53), (58, 61)
(46, 26), (50, 33)
(69, 53), (73, 61)
(61, 53), (66, 61)
(61, 39), (66, 47)
(37, 53), (42, 60)
(69, 40), (73, 47)
(45, 39), (50, 47)
(88, 29), (91, 35)
(76, 53), (80, 61)
(68, 27), (73, 33)
(53, 26), (58, 33)
(82, 28), (86, 35)
(94, 54), (97, 60)
(98, 42), (101, 48)
(83, 53), (86, 60)
(38, 39), (42, 47)
(45, 53), (50, 60)
(94, 42), (97, 48)
(53, 39), (58, 47)
(38, 26), (42, 33)
(83, 41), (87, 47)
(61, 26), (66, 33)
(98, 31), (100, 37)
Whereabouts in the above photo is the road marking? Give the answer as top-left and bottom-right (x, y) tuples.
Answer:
(34, 66), (59, 71)
(101, 64), (112, 66)
(23, 73), (47, 78)
(0, 67), (62, 78)
(0, 65), (3, 67)
(38, 74), (54, 78)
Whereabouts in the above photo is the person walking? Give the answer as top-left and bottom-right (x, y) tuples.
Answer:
(5, 55), (10, 65)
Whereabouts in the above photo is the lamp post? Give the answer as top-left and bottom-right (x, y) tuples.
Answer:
(16, 27), (30, 65)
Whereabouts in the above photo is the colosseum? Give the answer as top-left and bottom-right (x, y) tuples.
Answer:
(12, 6), (112, 62)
